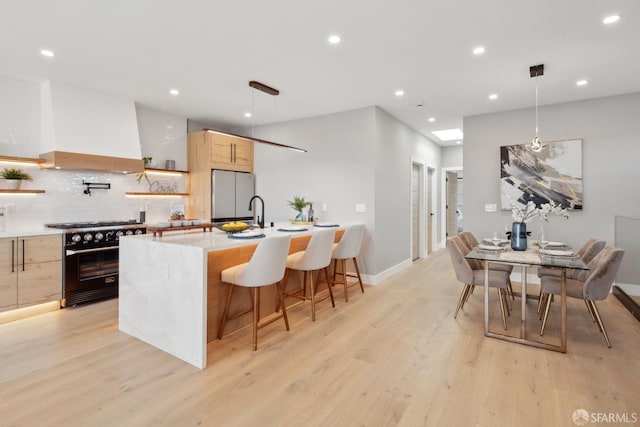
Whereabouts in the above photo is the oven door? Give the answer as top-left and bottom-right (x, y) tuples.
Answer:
(63, 246), (119, 306)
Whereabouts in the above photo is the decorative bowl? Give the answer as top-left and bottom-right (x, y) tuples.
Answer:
(170, 220), (182, 227)
(191, 219), (202, 225)
(220, 222), (249, 233)
(157, 222), (170, 228)
(181, 220), (193, 226)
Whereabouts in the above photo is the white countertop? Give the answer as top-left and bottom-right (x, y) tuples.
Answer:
(0, 227), (63, 238)
(121, 222), (346, 252)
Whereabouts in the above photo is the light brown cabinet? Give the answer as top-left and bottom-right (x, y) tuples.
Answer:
(0, 234), (62, 312)
(187, 131), (254, 220)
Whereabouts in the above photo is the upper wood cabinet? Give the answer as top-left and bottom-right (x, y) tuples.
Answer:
(187, 131), (254, 221)
(208, 133), (254, 172)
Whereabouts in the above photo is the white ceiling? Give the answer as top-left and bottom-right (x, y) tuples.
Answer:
(2, 0), (639, 146)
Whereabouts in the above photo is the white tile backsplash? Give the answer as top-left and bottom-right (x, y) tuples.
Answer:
(0, 166), (188, 230)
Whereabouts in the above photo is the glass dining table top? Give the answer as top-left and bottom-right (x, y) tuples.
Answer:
(465, 245), (589, 270)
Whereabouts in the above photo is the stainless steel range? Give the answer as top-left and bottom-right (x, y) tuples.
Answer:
(45, 221), (147, 307)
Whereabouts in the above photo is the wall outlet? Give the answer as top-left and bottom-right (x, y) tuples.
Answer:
(321, 203), (327, 212)
(485, 203), (497, 212)
(355, 203), (366, 213)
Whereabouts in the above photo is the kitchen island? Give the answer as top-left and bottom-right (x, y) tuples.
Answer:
(118, 224), (345, 369)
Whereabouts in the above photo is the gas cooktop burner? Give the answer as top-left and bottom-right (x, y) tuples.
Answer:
(46, 220), (141, 229)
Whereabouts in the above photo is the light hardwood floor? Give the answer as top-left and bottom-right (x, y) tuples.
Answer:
(2, 249), (640, 427)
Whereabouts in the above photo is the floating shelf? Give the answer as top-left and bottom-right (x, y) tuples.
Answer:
(144, 167), (189, 174)
(0, 189), (46, 194)
(125, 192), (189, 196)
(0, 156), (45, 165)
(147, 223), (215, 237)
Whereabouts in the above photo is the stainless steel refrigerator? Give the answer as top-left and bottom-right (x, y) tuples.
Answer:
(211, 169), (255, 223)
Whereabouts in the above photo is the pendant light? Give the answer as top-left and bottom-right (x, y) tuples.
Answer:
(529, 64), (544, 152)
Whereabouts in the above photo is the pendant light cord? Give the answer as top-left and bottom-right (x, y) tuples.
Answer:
(535, 76), (539, 137)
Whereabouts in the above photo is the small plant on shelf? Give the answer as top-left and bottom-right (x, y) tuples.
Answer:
(287, 195), (310, 221)
(1, 167), (32, 180)
(136, 157), (152, 185)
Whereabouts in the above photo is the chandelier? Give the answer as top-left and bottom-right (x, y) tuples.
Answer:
(529, 64), (544, 152)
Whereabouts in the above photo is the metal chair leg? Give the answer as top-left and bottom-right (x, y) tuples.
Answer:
(539, 292), (553, 336)
(454, 285), (471, 318)
(584, 299), (596, 323)
(589, 300), (612, 348)
(498, 288), (508, 330)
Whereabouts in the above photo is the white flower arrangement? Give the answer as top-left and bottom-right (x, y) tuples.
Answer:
(507, 194), (570, 223)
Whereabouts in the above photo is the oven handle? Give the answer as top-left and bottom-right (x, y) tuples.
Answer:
(66, 246), (119, 256)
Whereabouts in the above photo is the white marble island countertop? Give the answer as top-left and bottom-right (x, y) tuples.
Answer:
(123, 222), (344, 252)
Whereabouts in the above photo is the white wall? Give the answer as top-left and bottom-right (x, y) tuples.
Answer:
(441, 145), (463, 168)
(0, 77), (189, 229)
(251, 106), (442, 277)
(136, 106), (187, 171)
(463, 92), (640, 251)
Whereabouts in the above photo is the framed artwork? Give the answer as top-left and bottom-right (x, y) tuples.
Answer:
(500, 138), (583, 210)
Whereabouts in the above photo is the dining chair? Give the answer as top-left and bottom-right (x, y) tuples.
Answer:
(331, 224), (365, 302)
(458, 231), (514, 303)
(539, 246), (625, 347)
(447, 236), (511, 330)
(217, 235), (292, 350)
(538, 238), (605, 279)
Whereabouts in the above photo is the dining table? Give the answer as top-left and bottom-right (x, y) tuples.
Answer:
(465, 240), (589, 352)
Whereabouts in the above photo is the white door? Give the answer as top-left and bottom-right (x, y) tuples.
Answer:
(411, 163), (420, 260)
(446, 171), (458, 237)
(427, 168), (434, 253)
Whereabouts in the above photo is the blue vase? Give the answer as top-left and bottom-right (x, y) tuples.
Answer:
(511, 222), (528, 251)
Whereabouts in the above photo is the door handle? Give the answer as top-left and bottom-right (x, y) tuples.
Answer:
(21, 239), (25, 271)
(11, 239), (15, 273)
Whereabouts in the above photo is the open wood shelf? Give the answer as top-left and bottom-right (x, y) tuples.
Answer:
(0, 189), (45, 194)
(144, 167), (189, 174)
(125, 192), (189, 196)
(147, 223), (215, 237)
(0, 155), (45, 165)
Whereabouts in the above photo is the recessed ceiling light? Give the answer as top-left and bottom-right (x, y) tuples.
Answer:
(489, 93), (498, 100)
(395, 90), (405, 97)
(428, 117), (436, 122)
(576, 80), (588, 86)
(456, 140), (462, 145)
(244, 112), (252, 118)
(472, 46), (486, 55)
(603, 14), (620, 24)
(169, 89), (179, 96)
(432, 128), (463, 141)
(328, 34), (341, 44)
(40, 49), (55, 57)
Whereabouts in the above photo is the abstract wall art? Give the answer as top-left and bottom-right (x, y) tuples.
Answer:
(500, 139), (583, 210)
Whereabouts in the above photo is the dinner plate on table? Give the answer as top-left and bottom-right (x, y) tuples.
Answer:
(539, 249), (576, 257)
(314, 223), (339, 228)
(545, 241), (566, 247)
(228, 231), (265, 239)
(478, 244), (505, 251)
(277, 226), (308, 232)
(482, 238), (509, 246)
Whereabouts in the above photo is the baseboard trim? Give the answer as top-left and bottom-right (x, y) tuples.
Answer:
(362, 259), (412, 286)
(613, 286), (640, 322)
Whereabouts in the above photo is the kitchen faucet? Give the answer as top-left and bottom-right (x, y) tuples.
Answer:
(248, 195), (265, 229)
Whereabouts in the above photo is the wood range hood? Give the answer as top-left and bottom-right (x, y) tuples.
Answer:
(39, 151), (144, 173)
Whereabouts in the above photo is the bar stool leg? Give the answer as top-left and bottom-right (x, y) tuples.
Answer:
(309, 270), (317, 321)
(276, 281), (290, 331)
(324, 267), (335, 307)
(341, 259), (349, 302)
(252, 288), (260, 351)
(353, 258), (365, 293)
(218, 284), (235, 339)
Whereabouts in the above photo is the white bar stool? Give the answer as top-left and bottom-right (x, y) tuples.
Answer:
(281, 228), (336, 321)
(217, 235), (292, 351)
(331, 224), (365, 302)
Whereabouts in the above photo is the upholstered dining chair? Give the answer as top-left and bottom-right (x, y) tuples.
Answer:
(218, 235), (292, 351)
(331, 224), (365, 302)
(539, 246), (624, 347)
(458, 231), (514, 303)
(538, 238), (605, 279)
(447, 236), (511, 330)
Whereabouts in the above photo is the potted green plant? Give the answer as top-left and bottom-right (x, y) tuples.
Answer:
(136, 157), (152, 186)
(1, 167), (32, 190)
(287, 196), (310, 221)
